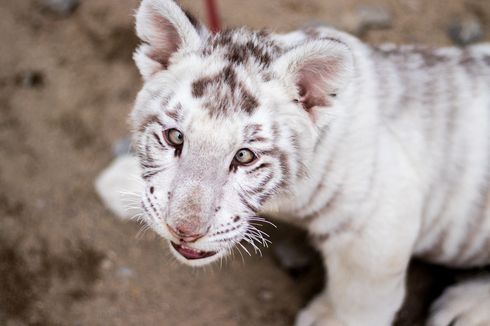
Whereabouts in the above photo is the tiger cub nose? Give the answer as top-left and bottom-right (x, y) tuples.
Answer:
(167, 224), (205, 243)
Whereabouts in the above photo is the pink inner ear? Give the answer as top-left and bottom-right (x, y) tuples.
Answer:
(297, 58), (340, 111)
(146, 12), (182, 68)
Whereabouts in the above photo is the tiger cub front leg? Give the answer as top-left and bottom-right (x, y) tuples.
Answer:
(297, 211), (419, 326)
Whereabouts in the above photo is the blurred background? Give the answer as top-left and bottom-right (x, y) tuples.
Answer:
(1, 0), (490, 325)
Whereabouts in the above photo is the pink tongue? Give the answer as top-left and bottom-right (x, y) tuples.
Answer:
(178, 245), (205, 259)
(171, 242), (216, 260)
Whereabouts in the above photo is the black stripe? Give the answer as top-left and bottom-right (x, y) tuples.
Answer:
(246, 162), (271, 174)
(238, 192), (257, 212)
(152, 132), (165, 148)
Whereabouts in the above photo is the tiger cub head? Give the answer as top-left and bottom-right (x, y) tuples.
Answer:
(132, 0), (354, 266)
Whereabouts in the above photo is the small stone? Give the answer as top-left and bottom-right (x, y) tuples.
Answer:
(101, 258), (113, 270)
(398, 0), (422, 12)
(112, 136), (133, 157)
(342, 5), (392, 36)
(448, 16), (483, 46)
(258, 288), (274, 302)
(18, 71), (44, 88)
(117, 267), (134, 278)
(272, 240), (315, 278)
(35, 199), (46, 209)
(357, 5), (392, 29)
(41, 0), (79, 17)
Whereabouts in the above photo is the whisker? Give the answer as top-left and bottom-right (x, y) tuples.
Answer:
(124, 204), (143, 210)
(242, 236), (262, 256)
(234, 245), (245, 264)
(128, 175), (145, 184)
(136, 224), (151, 240)
(246, 216), (277, 228)
(248, 231), (271, 248)
(248, 224), (271, 236)
(245, 230), (266, 247)
(118, 190), (142, 196)
(238, 242), (252, 256)
(247, 225), (272, 246)
(130, 213), (146, 223)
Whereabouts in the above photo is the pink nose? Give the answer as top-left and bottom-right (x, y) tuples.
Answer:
(167, 224), (204, 243)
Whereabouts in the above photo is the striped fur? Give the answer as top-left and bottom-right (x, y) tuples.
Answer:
(95, 1), (490, 325)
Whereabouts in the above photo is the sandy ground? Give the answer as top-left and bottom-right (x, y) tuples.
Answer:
(1, 0), (489, 325)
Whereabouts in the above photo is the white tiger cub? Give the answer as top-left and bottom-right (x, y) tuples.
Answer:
(95, 0), (490, 325)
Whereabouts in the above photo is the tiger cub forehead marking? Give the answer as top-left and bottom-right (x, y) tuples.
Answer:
(191, 65), (259, 117)
(201, 28), (280, 68)
(186, 28), (285, 118)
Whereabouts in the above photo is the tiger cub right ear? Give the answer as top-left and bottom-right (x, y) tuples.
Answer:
(134, 0), (203, 80)
(273, 39), (355, 113)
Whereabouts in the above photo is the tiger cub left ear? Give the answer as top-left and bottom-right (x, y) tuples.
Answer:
(273, 39), (354, 112)
(134, 0), (204, 80)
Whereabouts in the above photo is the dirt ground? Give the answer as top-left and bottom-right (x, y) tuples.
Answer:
(1, 0), (489, 325)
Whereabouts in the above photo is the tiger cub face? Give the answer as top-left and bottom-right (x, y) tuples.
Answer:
(132, 0), (354, 266)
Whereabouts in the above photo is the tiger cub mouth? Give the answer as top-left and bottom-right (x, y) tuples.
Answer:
(170, 241), (217, 260)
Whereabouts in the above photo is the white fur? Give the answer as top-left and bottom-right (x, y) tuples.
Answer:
(96, 1), (490, 325)
(428, 277), (490, 326)
(95, 154), (143, 219)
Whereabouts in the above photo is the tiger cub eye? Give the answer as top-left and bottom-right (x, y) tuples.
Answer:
(234, 149), (256, 165)
(166, 129), (184, 146)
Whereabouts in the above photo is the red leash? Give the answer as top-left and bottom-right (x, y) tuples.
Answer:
(205, 0), (220, 33)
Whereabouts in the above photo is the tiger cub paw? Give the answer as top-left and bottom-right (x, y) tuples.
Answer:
(295, 293), (344, 326)
(427, 277), (490, 326)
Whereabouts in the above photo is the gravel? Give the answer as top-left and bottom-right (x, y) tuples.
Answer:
(448, 15), (484, 46)
(41, 0), (79, 17)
